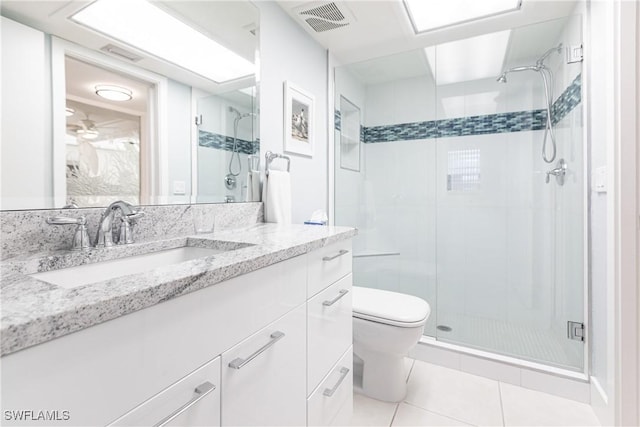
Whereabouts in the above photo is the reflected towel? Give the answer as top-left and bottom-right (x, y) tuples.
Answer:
(245, 171), (261, 202)
(262, 170), (292, 223)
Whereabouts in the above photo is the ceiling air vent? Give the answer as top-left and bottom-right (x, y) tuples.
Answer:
(100, 44), (144, 62)
(294, 2), (355, 33)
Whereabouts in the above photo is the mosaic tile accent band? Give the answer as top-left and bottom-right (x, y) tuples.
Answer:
(335, 73), (582, 143)
(198, 130), (258, 155)
(552, 73), (581, 126)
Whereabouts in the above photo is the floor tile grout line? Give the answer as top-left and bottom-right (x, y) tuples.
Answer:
(388, 403), (400, 427)
(400, 401), (475, 426)
(406, 358), (416, 383)
(498, 381), (506, 427)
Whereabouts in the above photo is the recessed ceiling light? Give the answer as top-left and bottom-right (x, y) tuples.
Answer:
(70, 0), (255, 83)
(425, 30), (511, 85)
(95, 85), (133, 101)
(404, 0), (522, 34)
(65, 107), (75, 116)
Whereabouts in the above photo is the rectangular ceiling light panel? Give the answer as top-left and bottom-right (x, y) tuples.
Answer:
(404, 0), (522, 33)
(71, 0), (255, 83)
(425, 30), (511, 86)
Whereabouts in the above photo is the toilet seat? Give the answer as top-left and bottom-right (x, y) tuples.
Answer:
(352, 286), (431, 328)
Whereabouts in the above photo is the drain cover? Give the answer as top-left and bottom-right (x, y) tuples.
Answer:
(437, 325), (452, 332)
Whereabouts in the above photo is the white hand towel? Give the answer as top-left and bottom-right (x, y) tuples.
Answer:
(262, 170), (292, 223)
(245, 171), (261, 202)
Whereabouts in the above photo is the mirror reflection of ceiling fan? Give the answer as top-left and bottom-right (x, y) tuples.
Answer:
(67, 116), (101, 140)
(66, 112), (135, 141)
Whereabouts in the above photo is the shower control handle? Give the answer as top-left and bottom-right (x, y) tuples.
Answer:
(545, 159), (567, 185)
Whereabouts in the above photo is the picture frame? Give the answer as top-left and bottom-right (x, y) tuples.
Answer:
(283, 81), (314, 157)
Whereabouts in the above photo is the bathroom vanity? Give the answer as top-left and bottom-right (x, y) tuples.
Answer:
(0, 223), (355, 426)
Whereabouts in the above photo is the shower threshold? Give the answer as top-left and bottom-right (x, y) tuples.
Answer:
(414, 336), (588, 382)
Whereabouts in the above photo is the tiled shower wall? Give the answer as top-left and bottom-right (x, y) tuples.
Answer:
(335, 15), (584, 370)
(196, 95), (258, 203)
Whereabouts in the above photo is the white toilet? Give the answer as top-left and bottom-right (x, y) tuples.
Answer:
(352, 286), (431, 402)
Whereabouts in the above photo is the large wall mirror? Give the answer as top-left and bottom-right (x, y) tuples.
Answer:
(0, 0), (259, 210)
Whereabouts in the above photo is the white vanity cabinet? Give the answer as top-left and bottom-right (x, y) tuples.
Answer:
(221, 305), (307, 426)
(0, 238), (354, 427)
(109, 357), (221, 427)
(306, 240), (354, 426)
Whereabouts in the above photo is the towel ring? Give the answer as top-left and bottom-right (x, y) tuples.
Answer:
(265, 151), (291, 176)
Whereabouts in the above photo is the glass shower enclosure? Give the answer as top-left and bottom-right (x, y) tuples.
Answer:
(333, 14), (585, 372)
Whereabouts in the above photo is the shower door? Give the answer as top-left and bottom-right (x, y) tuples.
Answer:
(433, 16), (585, 371)
(333, 14), (586, 373)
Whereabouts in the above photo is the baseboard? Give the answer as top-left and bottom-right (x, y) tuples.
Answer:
(590, 376), (614, 426)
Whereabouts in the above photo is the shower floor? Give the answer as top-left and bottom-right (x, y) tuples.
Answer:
(433, 313), (583, 370)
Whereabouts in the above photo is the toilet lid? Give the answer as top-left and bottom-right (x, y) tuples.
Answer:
(352, 286), (431, 328)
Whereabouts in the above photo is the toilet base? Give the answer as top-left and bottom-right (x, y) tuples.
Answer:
(354, 344), (408, 403)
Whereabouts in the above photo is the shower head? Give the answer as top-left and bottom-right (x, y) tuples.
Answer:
(496, 73), (507, 83)
(228, 106), (256, 120)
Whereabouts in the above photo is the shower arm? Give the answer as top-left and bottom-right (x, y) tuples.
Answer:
(536, 44), (563, 67)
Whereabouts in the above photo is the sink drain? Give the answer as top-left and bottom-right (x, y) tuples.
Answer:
(436, 325), (452, 332)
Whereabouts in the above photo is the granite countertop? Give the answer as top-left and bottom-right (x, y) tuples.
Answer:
(0, 223), (357, 357)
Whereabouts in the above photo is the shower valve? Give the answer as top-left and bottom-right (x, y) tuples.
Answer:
(545, 159), (567, 185)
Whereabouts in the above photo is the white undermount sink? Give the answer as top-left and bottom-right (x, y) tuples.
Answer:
(30, 246), (223, 289)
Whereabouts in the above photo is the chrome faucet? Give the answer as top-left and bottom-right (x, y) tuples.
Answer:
(95, 201), (144, 247)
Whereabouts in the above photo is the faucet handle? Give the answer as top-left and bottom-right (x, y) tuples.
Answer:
(117, 211), (144, 245)
(46, 216), (91, 251)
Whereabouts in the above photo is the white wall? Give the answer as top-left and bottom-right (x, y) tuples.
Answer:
(1, 17), (52, 210)
(166, 79), (193, 204)
(256, 2), (328, 223)
(587, 1), (615, 424)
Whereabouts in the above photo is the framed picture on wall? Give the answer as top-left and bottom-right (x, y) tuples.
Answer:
(283, 81), (314, 157)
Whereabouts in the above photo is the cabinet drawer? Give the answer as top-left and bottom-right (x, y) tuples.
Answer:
(308, 240), (352, 297)
(109, 357), (220, 426)
(221, 305), (307, 426)
(308, 347), (353, 427)
(307, 274), (352, 394)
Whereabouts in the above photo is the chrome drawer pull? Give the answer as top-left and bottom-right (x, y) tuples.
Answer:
(228, 331), (285, 369)
(153, 381), (216, 427)
(322, 249), (349, 261)
(323, 289), (349, 306)
(323, 367), (350, 397)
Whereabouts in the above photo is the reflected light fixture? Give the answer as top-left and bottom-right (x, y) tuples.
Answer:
(95, 85), (133, 101)
(404, 0), (522, 33)
(70, 0), (255, 83)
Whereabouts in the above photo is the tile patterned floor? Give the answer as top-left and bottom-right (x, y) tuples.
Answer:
(351, 359), (600, 427)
